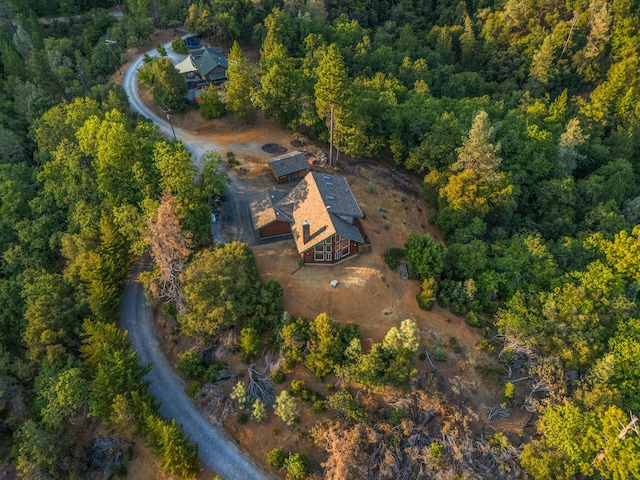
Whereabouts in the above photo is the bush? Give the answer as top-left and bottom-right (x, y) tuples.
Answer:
(312, 399), (326, 413)
(327, 389), (366, 422)
(269, 369), (286, 384)
(240, 327), (261, 363)
(177, 350), (205, 380)
(227, 151), (239, 167)
(203, 361), (227, 383)
(502, 382), (515, 406)
(433, 347), (447, 361)
(187, 381), (201, 398)
(171, 37), (187, 54)
(266, 448), (288, 469)
(429, 441), (444, 461)
(285, 453), (310, 479)
(466, 310), (484, 328)
(389, 406), (404, 427)
(199, 86), (226, 119)
(417, 277), (437, 310)
(384, 247), (405, 270)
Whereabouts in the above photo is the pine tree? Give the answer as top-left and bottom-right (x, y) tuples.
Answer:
(226, 41), (256, 122)
(314, 44), (349, 166)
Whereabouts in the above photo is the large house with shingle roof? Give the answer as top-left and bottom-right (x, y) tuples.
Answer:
(175, 46), (228, 82)
(266, 151), (310, 183)
(250, 172), (367, 265)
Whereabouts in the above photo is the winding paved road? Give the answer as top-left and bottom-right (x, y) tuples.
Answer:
(120, 43), (275, 480)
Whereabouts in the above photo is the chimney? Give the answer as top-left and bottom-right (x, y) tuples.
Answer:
(302, 220), (310, 243)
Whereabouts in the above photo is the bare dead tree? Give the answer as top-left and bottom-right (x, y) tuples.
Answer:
(145, 193), (192, 312)
(246, 366), (275, 406)
(488, 406), (511, 420)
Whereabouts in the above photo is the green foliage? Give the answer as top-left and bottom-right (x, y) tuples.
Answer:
(226, 41), (256, 122)
(404, 233), (446, 280)
(433, 348), (447, 361)
(285, 452), (310, 479)
(274, 390), (298, 426)
(138, 57), (186, 111)
(240, 327), (261, 362)
(199, 151), (230, 202)
(383, 247), (404, 270)
(230, 380), (250, 412)
(429, 441), (444, 461)
(327, 389), (366, 422)
(279, 315), (310, 369)
(266, 447), (288, 469)
(502, 382), (515, 406)
(145, 416), (199, 478)
(179, 242), (262, 338)
(305, 313), (343, 379)
(251, 398), (267, 423)
(199, 86), (226, 119)
(171, 38), (187, 55)
(269, 369), (286, 384)
(156, 44), (167, 56)
(417, 277), (437, 310)
(177, 350), (205, 380)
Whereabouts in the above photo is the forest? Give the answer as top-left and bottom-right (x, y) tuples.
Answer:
(0, 0), (639, 478)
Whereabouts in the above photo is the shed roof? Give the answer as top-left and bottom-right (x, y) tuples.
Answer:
(266, 151), (309, 178)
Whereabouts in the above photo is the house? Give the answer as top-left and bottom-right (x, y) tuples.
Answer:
(175, 46), (228, 83)
(250, 172), (367, 265)
(266, 151), (310, 183)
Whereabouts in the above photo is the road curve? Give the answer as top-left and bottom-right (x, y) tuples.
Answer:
(121, 45), (275, 480)
(120, 259), (274, 480)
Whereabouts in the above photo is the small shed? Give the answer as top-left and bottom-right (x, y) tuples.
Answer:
(266, 151), (310, 184)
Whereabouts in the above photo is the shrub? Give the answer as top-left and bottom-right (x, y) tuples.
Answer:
(417, 277), (437, 310)
(203, 361), (227, 383)
(187, 381), (201, 398)
(312, 399), (325, 413)
(240, 327), (261, 363)
(384, 247), (405, 270)
(389, 406), (404, 427)
(502, 382), (515, 406)
(270, 369), (286, 384)
(466, 310), (484, 328)
(227, 151), (239, 167)
(171, 37), (187, 54)
(177, 350), (205, 380)
(285, 453), (310, 479)
(251, 398), (267, 423)
(266, 448), (288, 469)
(433, 347), (447, 361)
(327, 389), (366, 422)
(366, 181), (375, 194)
(429, 441), (444, 461)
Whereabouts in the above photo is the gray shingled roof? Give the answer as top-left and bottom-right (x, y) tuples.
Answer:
(191, 46), (228, 80)
(266, 151), (309, 178)
(311, 172), (364, 218)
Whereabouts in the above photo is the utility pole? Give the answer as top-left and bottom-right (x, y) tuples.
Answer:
(166, 111), (177, 141)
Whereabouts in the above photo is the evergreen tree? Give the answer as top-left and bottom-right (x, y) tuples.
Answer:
(226, 41), (256, 122)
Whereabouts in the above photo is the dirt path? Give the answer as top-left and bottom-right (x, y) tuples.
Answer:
(119, 258), (275, 480)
